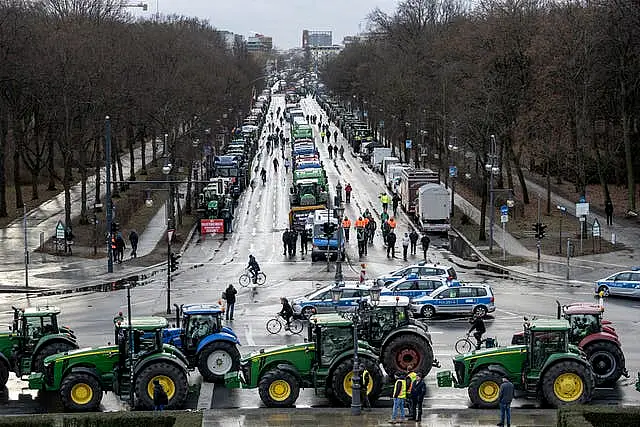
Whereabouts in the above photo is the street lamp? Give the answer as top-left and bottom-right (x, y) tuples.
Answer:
(331, 284), (382, 416)
(485, 135), (500, 253)
(163, 161), (175, 314)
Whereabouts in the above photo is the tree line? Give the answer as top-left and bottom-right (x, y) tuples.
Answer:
(323, 0), (640, 236)
(0, 0), (263, 226)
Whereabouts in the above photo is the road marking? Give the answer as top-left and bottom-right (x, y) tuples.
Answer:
(252, 227), (256, 237)
(496, 308), (518, 316)
(244, 323), (256, 346)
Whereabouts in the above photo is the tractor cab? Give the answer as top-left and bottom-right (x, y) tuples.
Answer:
(360, 297), (414, 346)
(113, 316), (169, 357)
(525, 319), (571, 372)
(308, 314), (359, 367)
(12, 306), (67, 350)
(557, 301), (611, 341)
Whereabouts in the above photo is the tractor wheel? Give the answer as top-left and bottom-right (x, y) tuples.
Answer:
(468, 369), (502, 409)
(541, 361), (594, 407)
(0, 362), (8, 386)
(135, 362), (189, 410)
(583, 341), (625, 386)
(198, 341), (241, 383)
(60, 372), (103, 411)
(382, 334), (434, 377)
(258, 369), (300, 407)
(331, 357), (384, 407)
(34, 341), (78, 374)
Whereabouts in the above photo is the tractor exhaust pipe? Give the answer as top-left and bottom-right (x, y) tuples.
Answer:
(556, 300), (561, 319)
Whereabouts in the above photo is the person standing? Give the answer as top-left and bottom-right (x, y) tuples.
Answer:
(152, 379), (168, 412)
(605, 198), (614, 226)
(410, 373), (426, 422)
(387, 230), (397, 258)
(328, 145), (333, 159)
(421, 233), (431, 261)
(333, 130), (338, 143)
(338, 145), (345, 160)
(300, 229), (309, 255)
(392, 193), (401, 216)
(282, 229), (290, 256)
(129, 230), (139, 258)
(342, 216), (351, 243)
(390, 372), (407, 424)
(288, 229), (298, 258)
(409, 229), (419, 256)
(402, 232), (410, 261)
(498, 377), (514, 427)
(344, 183), (352, 203)
(64, 226), (74, 255)
(115, 232), (126, 263)
(360, 369), (372, 411)
(224, 284), (237, 321)
(284, 158), (290, 174)
(405, 364), (417, 419)
(380, 193), (390, 212)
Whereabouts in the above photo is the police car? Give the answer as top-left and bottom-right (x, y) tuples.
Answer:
(595, 267), (640, 297)
(375, 262), (457, 287)
(292, 283), (373, 317)
(381, 274), (450, 301)
(410, 283), (495, 318)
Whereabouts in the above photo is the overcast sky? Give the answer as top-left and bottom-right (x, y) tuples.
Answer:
(132, 0), (399, 49)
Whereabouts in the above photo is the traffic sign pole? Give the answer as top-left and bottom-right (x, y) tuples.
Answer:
(105, 116), (113, 274)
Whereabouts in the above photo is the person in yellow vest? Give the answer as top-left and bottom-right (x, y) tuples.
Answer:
(380, 193), (391, 212)
(406, 365), (418, 420)
(390, 372), (407, 423)
(342, 216), (351, 243)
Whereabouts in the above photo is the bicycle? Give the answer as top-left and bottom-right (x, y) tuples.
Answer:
(238, 268), (266, 287)
(455, 332), (498, 354)
(266, 313), (303, 335)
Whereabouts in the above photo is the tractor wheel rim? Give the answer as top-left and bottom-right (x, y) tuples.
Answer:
(269, 380), (291, 401)
(478, 380), (499, 402)
(208, 350), (233, 375)
(148, 375), (176, 400)
(553, 373), (584, 402)
(71, 383), (93, 405)
(342, 371), (373, 397)
(589, 351), (616, 377)
(396, 348), (421, 370)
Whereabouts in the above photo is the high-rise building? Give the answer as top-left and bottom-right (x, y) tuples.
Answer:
(302, 30), (332, 48)
(247, 34), (273, 54)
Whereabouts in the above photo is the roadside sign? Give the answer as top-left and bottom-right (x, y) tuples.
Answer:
(200, 219), (224, 234)
(405, 139), (412, 149)
(576, 202), (589, 217)
(500, 205), (508, 215)
(592, 219), (601, 237)
(501, 215), (508, 223)
(55, 221), (65, 239)
(449, 166), (458, 178)
(167, 229), (175, 242)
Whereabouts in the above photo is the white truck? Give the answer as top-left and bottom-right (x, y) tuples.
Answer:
(371, 149), (393, 172)
(381, 156), (399, 176)
(386, 163), (408, 193)
(416, 183), (451, 233)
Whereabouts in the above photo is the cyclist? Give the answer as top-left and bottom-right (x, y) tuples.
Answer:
(279, 297), (294, 330)
(260, 168), (267, 184)
(247, 254), (261, 284)
(468, 313), (486, 349)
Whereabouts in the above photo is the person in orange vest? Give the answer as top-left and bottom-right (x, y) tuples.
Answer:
(387, 216), (397, 230)
(342, 216), (351, 242)
(355, 217), (366, 257)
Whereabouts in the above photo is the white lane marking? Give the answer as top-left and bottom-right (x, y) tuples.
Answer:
(244, 323), (256, 346)
(495, 308), (518, 316)
(252, 227), (256, 237)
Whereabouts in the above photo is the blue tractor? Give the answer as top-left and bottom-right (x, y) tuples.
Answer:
(162, 304), (241, 383)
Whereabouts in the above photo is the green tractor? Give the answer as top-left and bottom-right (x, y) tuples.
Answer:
(438, 319), (595, 408)
(28, 317), (189, 412)
(225, 314), (384, 408)
(0, 306), (78, 385)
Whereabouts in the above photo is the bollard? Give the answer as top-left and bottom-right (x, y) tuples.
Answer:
(359, 263), (366, 284)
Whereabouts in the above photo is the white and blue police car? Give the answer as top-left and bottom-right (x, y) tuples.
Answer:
(381, 274), (450, 301)
(410, 282), (495, 318)
(595, 267), (640, 297)
(292, 283), (373, 317)
(375, 262), (457, 287)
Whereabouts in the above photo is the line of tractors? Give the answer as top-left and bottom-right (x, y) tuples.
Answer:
(0, 294), (632, 412)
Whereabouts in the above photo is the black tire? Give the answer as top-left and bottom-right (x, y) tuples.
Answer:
(455, 338), (473, 354)
(597, 285), (609, 296)
(266, 318), (282, 334)
(60, 372), (103, 411)
(239, 274), (250, 287)
(468, 369), (502, 409)
(135, 361), (189, 410)
(583, 341), (625, 386)
(541, 360), (594, 407)
(421, 305), (436, 318)
(0, 362), (8, 386)
(34, 341), (78, 374)
(331, 357), (384, 407)
(473, 305), (488, 318)
(197, 341), (241, 383)
(382, 334), (434, 377)
(256, 272), (267, 285)
(258, 369), (300, 407)
(301, 306), (316, 319)
(289, 319), (304, 335)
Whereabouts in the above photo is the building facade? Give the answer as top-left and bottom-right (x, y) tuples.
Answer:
(302, 30), (332, 48)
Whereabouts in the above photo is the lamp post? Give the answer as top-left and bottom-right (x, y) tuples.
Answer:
(330, 283), (382, 416)
(448, 135), (459, 218)
(105, 116), (114, 273)
(163, 161), (174, 314)
(485, 135), (500, 253)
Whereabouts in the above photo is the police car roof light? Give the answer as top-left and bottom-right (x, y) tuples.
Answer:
(631, 266), (640, 271)
(407, 273), (419, 279)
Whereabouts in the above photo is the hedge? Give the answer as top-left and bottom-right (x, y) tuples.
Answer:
(0, 411), (202, 427)
(558, 406), (640, 427)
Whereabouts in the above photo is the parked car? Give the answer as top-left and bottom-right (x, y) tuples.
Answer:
(375, 263), (457, 287)
(292, 283), (373, 317)
(410, 283), (495, 318)
(594, 268), (640, 297)
(381, 274), (450, 301)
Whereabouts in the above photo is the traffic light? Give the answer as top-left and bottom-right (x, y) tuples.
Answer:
(539, 223), (547, 239)
(532, 222), (540, 239)
(111, 222), (119, 234)
(170, 252), (181, 272)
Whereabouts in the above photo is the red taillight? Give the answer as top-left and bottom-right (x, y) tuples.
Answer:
(490, 296), (495, 303)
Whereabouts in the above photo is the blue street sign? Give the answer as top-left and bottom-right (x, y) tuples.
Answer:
(500, 205), (508, 214)
(449, 166), (458, 177)
(579, 196), (586, 203)
(405, 139), (412, 149)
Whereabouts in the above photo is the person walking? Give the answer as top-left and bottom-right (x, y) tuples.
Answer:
(390, 372), (407, 424)
(605, 198), (614, 226)
(328, 145), (333, 159)
(380, 193), (390, 212)
(497, 377), (514, 427)
(338, 145), (345, 160)
(409, 229), (419, 256)
(224, 284), (237, 321)
(392, 193), (401, 216)
(129, 230), (139, 258)
(284, 158), (290, 174)
(366, 217), (376, 245)
(333, 130), (338, 143)
(152, 379), (168, 412)
(282, 229), (290, 256)
(288, 229), (298, 258)
(405, 364), (417, 419)
(410, 372), (426, 422)
(342, 216), (351, 243)
(387, 230), (397, 258)
(300, 229), (309, 255)
(402, 232), (410, 261)
(344, 183), (352, 203)
(421, 233), (431, 261)
(64, 226), (74, 255)
(115, 232), (126, 263)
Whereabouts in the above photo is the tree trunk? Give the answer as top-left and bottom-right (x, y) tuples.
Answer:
(510, 144), (530, 205)
(0, 110), (8, 217)
(152, 127), (157, 166)
(47, 123), (57, 191)
(127, 124), (135, 181)
(63, 155), (72, 228)
(546, 158), (551, 215)
(111, 133), (120, 198)
(13, 140), (24, 210)
(185, 167), (192, 215)
(95, 134), (101, 206)
(79, 147), (88, 225)
(478, 154), (487, 241)
(140, 126), (147, 175)
(622, 110), (635, 211)
(116, 133), (126, 192)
